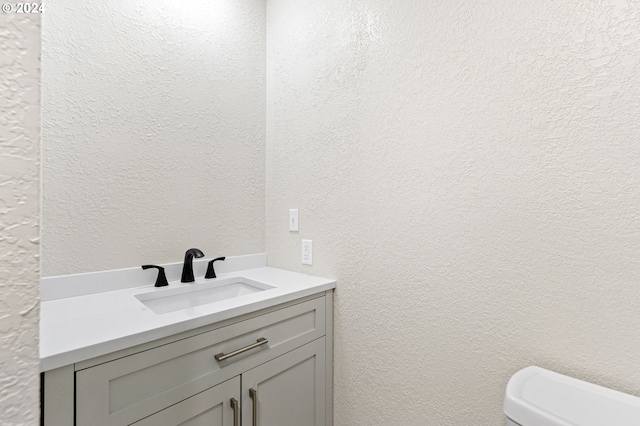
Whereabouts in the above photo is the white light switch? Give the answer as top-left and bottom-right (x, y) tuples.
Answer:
(302, 240), (313, 265)
(289, 209), (299, 232)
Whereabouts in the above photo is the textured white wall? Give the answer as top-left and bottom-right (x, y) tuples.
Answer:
(42, 0), (265, 276)
(0, 11), (40, 426)
(266, 1), (640, 424)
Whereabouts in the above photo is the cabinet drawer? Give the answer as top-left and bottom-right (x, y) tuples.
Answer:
(76, 297), (325, 426)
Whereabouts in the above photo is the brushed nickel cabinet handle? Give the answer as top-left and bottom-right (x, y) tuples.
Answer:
(249, 388), (258, 426)
(230, 397), (239, 426)
(214, 338), (268, 362)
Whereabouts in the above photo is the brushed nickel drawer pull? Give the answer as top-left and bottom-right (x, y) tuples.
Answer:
(215, 338), (268, 362)
(230, 397), (239, 426)
(249, 388), (258, 426)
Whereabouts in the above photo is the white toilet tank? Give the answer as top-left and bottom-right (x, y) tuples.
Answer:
(504, 366), (640, 426)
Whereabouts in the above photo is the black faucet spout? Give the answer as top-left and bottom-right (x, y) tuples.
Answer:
(181, 248), (204, 283)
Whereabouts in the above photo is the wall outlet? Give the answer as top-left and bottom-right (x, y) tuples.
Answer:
(289, 209), (299, 232)
(301, 239), (313, 265)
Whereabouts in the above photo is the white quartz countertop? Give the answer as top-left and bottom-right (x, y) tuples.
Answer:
(40, 266), (335, 372)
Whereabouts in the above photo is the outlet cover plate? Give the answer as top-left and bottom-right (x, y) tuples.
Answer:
(302, 239), (312, 265)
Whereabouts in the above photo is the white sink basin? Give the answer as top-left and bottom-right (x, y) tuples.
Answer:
(135, 277), (274, 315)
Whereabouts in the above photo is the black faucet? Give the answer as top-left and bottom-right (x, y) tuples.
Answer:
(141, 265), (169, 287)
(205, 256), (226, 279)
(181, 248), (204, 283)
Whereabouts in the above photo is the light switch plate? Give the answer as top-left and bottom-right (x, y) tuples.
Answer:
(289, 209), (299, 232)
(302, 240), (312, 265)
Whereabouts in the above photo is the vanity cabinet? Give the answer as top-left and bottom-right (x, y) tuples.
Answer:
(131, 339), (325, 426)
(43, 292), (333, 426)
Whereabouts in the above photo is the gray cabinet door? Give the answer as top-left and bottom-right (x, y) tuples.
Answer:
(242, 338), (326, 426)
(132, 376), (240, 426)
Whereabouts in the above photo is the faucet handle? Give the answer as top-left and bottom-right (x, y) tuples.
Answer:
(205, 257), (226, 279)
(142, 265), (169, 287)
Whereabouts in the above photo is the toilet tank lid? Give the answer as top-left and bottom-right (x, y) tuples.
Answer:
(504, 366), (640, 426)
